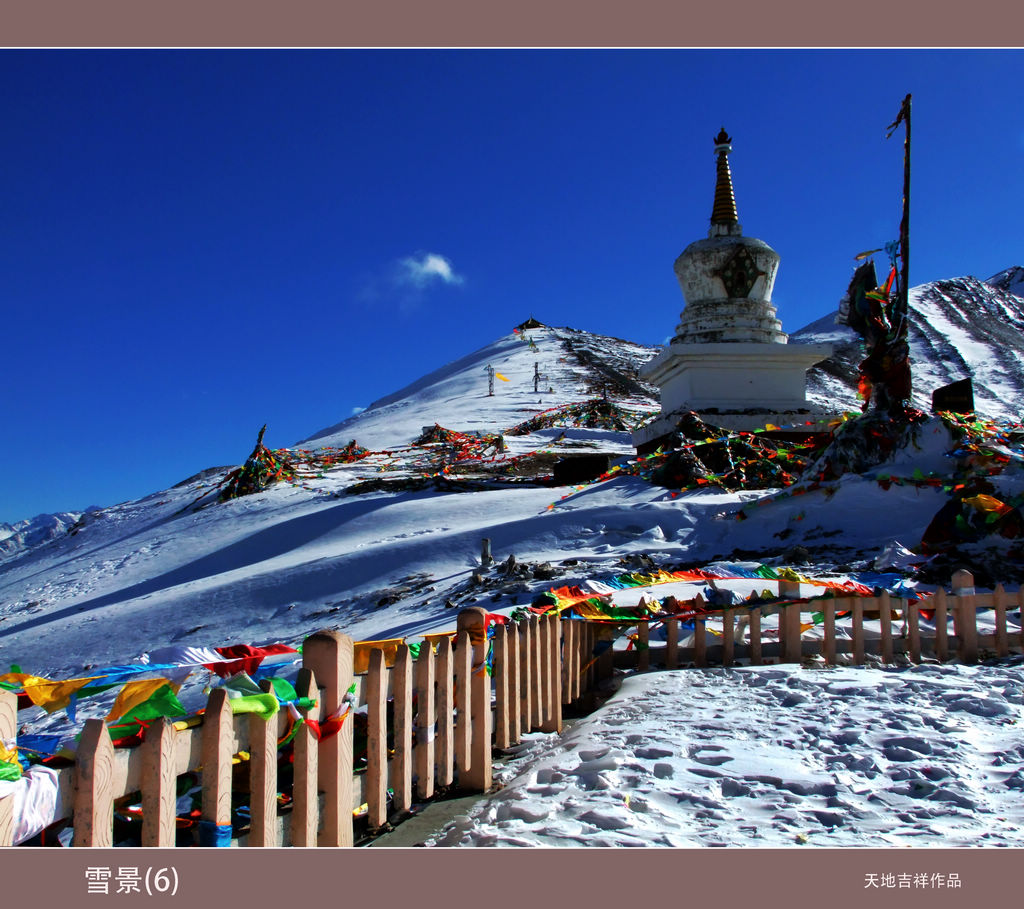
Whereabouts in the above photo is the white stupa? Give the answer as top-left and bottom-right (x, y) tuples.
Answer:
(634, 128), (835, 452)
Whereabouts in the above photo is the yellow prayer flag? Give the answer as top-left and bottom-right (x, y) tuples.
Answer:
(105, 677), (182, 722)
(495, 372), (510, 382)
(422, 631), (457, 647)
(21, 675), (101, 713)
(353, 639), (405, 675)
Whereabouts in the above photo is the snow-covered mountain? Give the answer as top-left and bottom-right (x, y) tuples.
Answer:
(796, 269), (1024, 421)
(0, 510), (97, 562)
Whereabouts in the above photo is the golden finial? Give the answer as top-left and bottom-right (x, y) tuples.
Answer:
(711, 128), (738, 226)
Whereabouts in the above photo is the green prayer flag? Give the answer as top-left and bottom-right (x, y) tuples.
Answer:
(228, 693), (279, 721)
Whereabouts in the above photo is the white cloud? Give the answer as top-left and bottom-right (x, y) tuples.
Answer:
(351, 406), (366, 416)
(396, 253), (465, 289)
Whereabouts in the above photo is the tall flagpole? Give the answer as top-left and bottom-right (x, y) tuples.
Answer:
(887, 93), (912, 323)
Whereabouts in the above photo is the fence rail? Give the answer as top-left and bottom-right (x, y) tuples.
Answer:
(1, 571), (1021, 848)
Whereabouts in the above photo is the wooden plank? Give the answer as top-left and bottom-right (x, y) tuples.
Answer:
(458, 607), (492, 792)
(559, 618), (573, 707)
(291, 668), (319, 846)
(530, 615), (543, 729)
(519, 620), (532, 732)
(637, 620), (650, 672)
(551, 615), (563, 729)
(365, 650), (388, 830)
(506, 624), (522, 742)
(852, 598), (865, 665)
(781, 603), (801, 663)
(994, 585), (1010, 658)
(823, 601), (836, 665)
(141, 717), (178, 847)
(721, 609), (734, 668)
(0, 690), (15, 846)
(248, 680), (280, 847)
(73, 718), (115, 847)
(455, 629), (472, 785)
(694, 618), (707, 668)
(392, 644), (413, 815)
(1016, 588), (1024, 652)
(598, 626), (610, 679)
(493, 625), (510, 750)
(956, 593), (979, 663)
(666, 617), (679, 670)
(749, 608), (761, 666)
(879, 591), (893, 665)
(302, 630), (355, 847)
(415, 640), (437, 799)
(934, 589), (949, 661)
(200, 687), (234, 839)
(435, 637), (455, 788)
(574, 618), (584, 699)
(538, 616), (551, 726)
(541, 614), (562, 734)
(907, 600), (921, 664)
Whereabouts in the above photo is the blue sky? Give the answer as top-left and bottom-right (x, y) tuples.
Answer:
(2, 49), (1022, 524)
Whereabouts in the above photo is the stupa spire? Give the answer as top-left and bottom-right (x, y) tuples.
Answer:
(710, 128), (740, 235)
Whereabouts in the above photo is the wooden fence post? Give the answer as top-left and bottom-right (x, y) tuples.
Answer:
(392, 644), (413, 815)
(721, 609), (734, 668)
(365, 650), (388, 831)
(694, 604), (707, 669)
(637, 620), (650, 672)
(141, 717), (177, 847)
(455, 629), (472, 785)
(493, 625), (510, 751)
(823, 601), (836, 665)
(416, 640), (436, 799)
(436, 637), (455, 789)
(906, 601), (921, 664)
(666, 617), (679, 670)
(780, 605), (801, 663)
(560, 618), (574, 707)
(952, 570), (978, 663)
(993, 584), (1010, 658)
(519, 620), (532, 733)
(933, 588), (949, 661)
(292, 667), (320, 846)
(458, 607), (492, 792)
(249, 680), (280, 847)
(749, 608), (761, 666)
(507, 625), (522, 742)
(852, 598), (865, 665)
(200, 687), (234, 845)
(0, 690), (15, 847)
(778, 577), (802, 664)
(302, 630), (355, 847)
(530, 615), (544, 729)
(879, 591), (893, 665)
(573, 618), (581, 704)
(538, 616), (552, 729)
(73, 719), (115, 847)
(541, 614), (562, 734)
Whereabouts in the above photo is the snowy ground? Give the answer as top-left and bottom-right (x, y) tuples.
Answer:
(428, 660), (1024, 848)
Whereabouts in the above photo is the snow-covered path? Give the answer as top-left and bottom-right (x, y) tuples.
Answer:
(427, 661), (1024, 848)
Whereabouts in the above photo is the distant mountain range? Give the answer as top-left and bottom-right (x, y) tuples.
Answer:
(0, 510), (95, 560)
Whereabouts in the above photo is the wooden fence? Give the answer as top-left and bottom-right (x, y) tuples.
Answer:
(0, 607), (588, 848)
(613, 570), (1024, 671)
(1, 571), (1021, 848)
